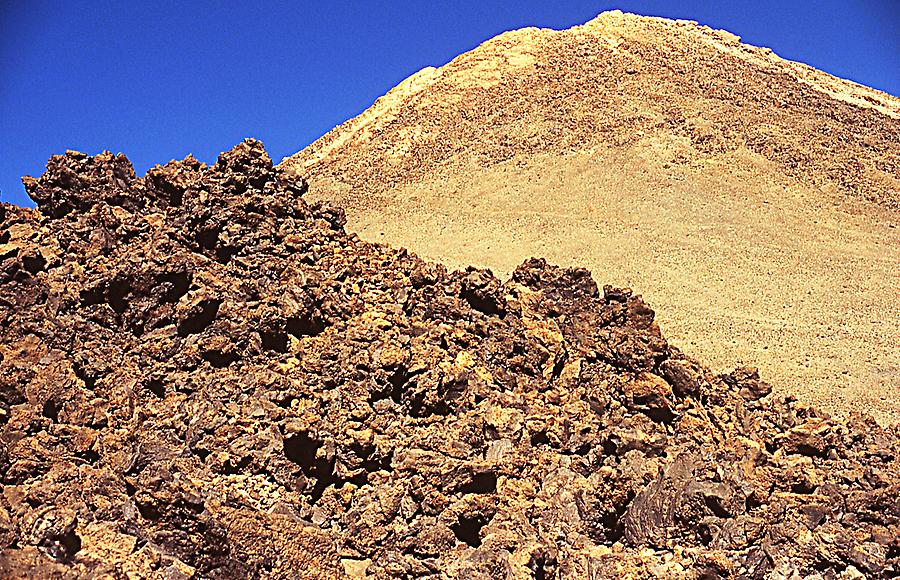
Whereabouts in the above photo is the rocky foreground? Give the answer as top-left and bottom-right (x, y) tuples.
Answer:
(1, 141), (898, 578)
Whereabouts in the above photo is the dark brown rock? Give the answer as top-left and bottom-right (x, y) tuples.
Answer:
(0, 141), (897, 578)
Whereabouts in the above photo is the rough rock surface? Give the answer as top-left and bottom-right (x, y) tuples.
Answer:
(1, 141), (898, 578)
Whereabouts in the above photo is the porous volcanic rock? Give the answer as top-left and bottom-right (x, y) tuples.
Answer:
(1, 140), (898, 578)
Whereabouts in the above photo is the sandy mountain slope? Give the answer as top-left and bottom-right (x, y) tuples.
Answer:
(283, 11), (900, 423)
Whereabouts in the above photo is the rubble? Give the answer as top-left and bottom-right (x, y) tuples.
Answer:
(1, 140), (897, 578)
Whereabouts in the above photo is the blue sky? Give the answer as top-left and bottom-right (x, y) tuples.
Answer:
(2, 1), (898, 208)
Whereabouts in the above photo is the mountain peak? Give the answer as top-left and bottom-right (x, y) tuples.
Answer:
(282, 13), (900, 422)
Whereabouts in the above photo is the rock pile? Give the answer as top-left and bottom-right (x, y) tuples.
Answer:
(1, 141), (897, 578)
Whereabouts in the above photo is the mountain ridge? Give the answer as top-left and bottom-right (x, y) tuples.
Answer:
(285, 10), (900, 207)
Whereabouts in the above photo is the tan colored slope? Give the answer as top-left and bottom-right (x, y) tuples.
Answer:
(283, 10), (900, 422)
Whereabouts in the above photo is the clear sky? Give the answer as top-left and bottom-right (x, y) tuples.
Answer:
(2, 1), (898, 208)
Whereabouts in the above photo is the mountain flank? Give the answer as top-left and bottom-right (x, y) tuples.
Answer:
(283, 10), (900, 422)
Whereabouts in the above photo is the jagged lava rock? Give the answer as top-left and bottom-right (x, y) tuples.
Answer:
(1, 141), (898, 578)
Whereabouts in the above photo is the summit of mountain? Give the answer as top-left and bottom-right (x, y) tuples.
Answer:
(283, 10), (900, 421)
